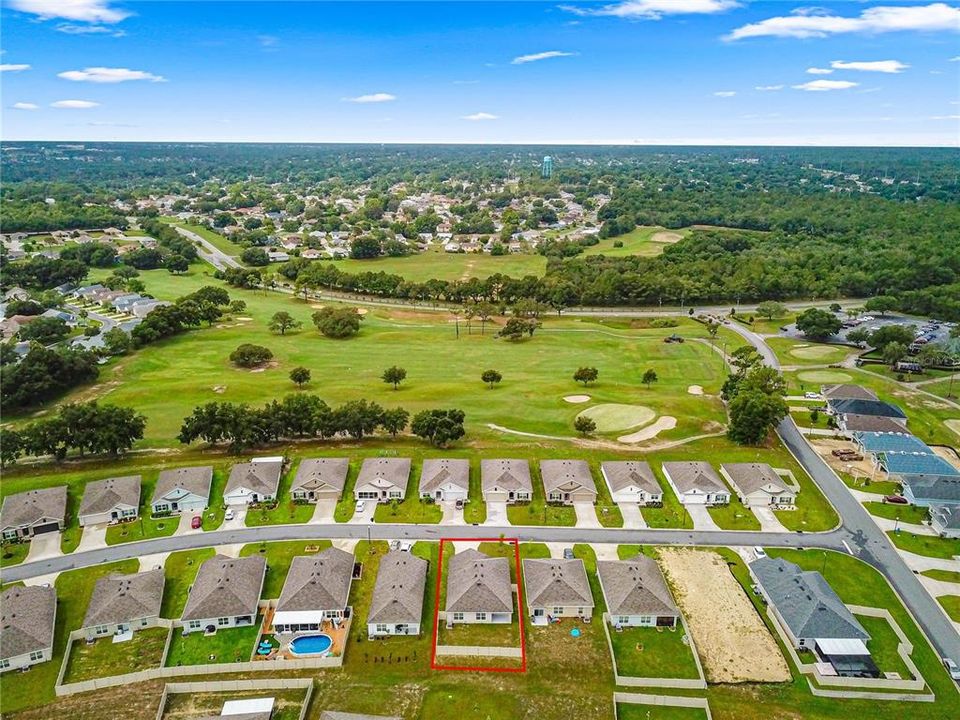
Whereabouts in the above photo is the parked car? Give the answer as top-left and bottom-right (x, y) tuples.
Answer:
(355, 499), (366, 513)
(563, 548), (575, 560)
(884, 495), (909, 505)
(804, 392), (820, 399)
(191, 515), (202, 529)
(455, 499), (464, 510)
(754, 546), (767, 558)
(944, 657), (960, 681)
(224, 508), (235, 521)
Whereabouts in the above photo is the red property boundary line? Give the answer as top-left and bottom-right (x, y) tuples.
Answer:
(430, 537), (527, 673)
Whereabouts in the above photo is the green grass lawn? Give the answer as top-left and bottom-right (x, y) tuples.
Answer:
(857, 614), (913, 679)
(708, 496), (761, 531)
(618, 704), (708, 720)
(162, 689), (308, 720)
(104, 514), (178, 545)
(766, 337), (851, 367)
(244, 458), (315, 526)
(863, 501), (929, 525)
(373, 496), (443, 523)
(463, 461), (487, 524)
(919, 377), (960, 403)
(163, 219), (246, 257)
(921, 568), (960, 583)
(164, 622), (261, 666)
(63, 626), (168, 683)
(162, 548), (216, 617)
(0, 542), (29, 567)
(202, 467), (228, 531)
(579, 225), (689, 258)
(937, 595), (960, 621)
(592, 464), (624, 528)
(239, 539), (332, 599)
(838, 470), (900, 497)
(506, 474), (577, 526)
(887, 530), (960, 559)
(609, 625), (701, 679)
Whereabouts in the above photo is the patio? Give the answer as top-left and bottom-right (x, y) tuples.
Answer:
(255, 606), (349, 660)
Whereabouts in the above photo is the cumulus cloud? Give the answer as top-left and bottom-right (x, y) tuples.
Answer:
(793, 80), (860, 92)
(343, 93), (396, 103)
(0, 64), (31, 72)
(755, 85), (784, 91)
(725, 3), (960, 41)
(830, 60), (909, 73)
(51, 99), (100, 108)
(12, 102), (39, 110)
(8, 0), (130, 24)
(462, 112), (498, 121)
(561, 1), (739, 20)
(59, 67), (165, 83)
(713, 90), (736, 97)
(806, 67), (834, 75)
(511, 50), (577, 64)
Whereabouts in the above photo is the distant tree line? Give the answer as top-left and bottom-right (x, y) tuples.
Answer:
(1, 344), (100, 412)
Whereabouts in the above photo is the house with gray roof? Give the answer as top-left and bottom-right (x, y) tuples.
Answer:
(540, 460), (596, 505)
(854, 432), (930, 457)
(821, 384), (878, 401)
(878, 452), (960, 479)
(838, 413), (911, 437)
(354, 458), (411, 503)
(720, 463), (797, 508)
(81, 568), (165, 641)
(661, 462), (729, 506)
(367, 550), (428, 637)
(445, 549), (513, 626)
(597, 555), (679, 628)
(78, 475), (141, 526)
(930, 505), (960, 539)
(151, 466), (213, 515)
(827, 397), (906, 423)
(480, 459), (532, 503)
(522, 558), (594, 624)
(290, 458), (349, 502)
(1, 486), (67, 540)
(0, 585), (57, 673)
(180, 555), (266, 634)
(418, 459), (469, 503)
(224, 457), (283, 506)
(901, 474), (960, 507)
(601, 461), (662, 505)
(272, 548), (354, 633)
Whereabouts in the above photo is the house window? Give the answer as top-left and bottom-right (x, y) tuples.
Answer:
(476, 612), (487, 621)
(188, 620), (201, 630)
(376, 624), (388, 634)
(617, 616), (630, 625)
(29, 651), (44, 662)
(141, 618), (149, 626)
(452, 612), (464, 622)
(2, 529), (16, 540)
(389, 491), (402, 499)
(217, 617), (230, 626)
(0, 659), (9, 669)
(95, 625), (109, 635)
(552, 607), (564, 616)
(154, 504), (169, 513)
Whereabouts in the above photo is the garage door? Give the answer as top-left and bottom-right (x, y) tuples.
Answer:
(32, 522), (60, 535)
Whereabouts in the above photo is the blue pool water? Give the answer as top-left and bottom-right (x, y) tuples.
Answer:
(290, 633), (333, 655)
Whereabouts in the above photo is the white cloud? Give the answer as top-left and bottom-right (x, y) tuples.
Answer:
(755, 85), (784, 91)
(51, 99), (100, 108)
(806, 67), (834, 75)
(562, 1), (739, 20)
(830, 60), (909, 73)
(0, 64), (31, 72)
(56, 23), (125, 36)
(8, 0), (130, 24)
(793, 80), (860, 92)
(511, 51), (577, 64)
(58, 67), (166, 83)
(258, 35), (279, 51)
(930, 114), (960, 120)
(462, 112), (498, 121)
(12, 102), (39, 110)
(950, 56), (960, 62)
(725, 3), (960, 41)
(713, 90), (736, 97)
(343, 93), (396, 103)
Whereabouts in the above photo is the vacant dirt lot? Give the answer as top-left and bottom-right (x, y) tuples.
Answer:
(659, 548), (789, 684)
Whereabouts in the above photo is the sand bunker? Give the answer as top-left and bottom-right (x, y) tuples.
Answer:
(797, 370), (853, 384)
(356, 307), (369, 315)
(212, 385), (227, 394)
(651, 231), (683, 243)
(577, 403), (656, 432)
(946, 419), (960, 438)
(687, 385), (704, 395)
(564, 395), (591, 404)
(618, 416), (677, 443)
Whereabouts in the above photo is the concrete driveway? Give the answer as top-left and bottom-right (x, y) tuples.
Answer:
(25, 533), (62, 562)
(221, 508), (247, 530)
(439, 501), (465, 526)
(752, 506), (788, 533)
(76, 523), (108, 552)
(685, 504), (720, 531)
(349, 501), (376, 524)
(311, 499), (337, 524)
(573, 501), (601, 528)
(175, 512), (203, 536)
(484, 500), (509, 526)
(592, 543), (621, 561)
(618, 503), (647, 529)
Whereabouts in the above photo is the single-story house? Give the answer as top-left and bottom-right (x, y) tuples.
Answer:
(826, 398), (907, 423)
(81, 568), (165, 641)
(272, 548), (354, 633)
(600, 461), (662, 505)
(354, 458), (411, 503)
(0, 585), (57, 673)
(290, 458), (349, 502)
(367, 550), (428, 637)
(0, 486), (67, 540)
(150, 466), (213, 515)
(854, 432), (930, 456)
(480, 459), (532, 503)
(901, 474), (960, 507)
(720, 463), (797, 508)
(540, 460), (596, 505)
(418, 459), (469, 502)
(522, 558), (594, 624)
(180, 554), (266, 634)
(750, 556), (876, 677)
(597, 555), (679, 628)
(821, 384), (878, 401)
(878, 452), (960, 479)
(661, 462), (730, 506)
(930, 505), (960, 539)
(224, 457), (284, 506)
(78, 475), (141, 526)
(838, 413), (912, 436)
(445, 549), (513, 626)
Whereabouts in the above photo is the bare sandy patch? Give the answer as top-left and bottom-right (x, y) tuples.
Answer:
(809, 438), (875, 477)
(660, 548), (789, 684)
(617, 416), (677, 443)
(212, 385), (227, 394)
(946, 419), (960, 438)
(687, 385), (703, 395)
(356, 307), (369, 315)
(235, 316), (253, 321)
(651, 231), (683, 244)
(933, 445), (960, 471)
(564, 395), (591, 404)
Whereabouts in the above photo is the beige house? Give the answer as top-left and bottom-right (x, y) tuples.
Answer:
(597, 555), (679, 628)
(368, 550), (428, 637)
(224, 458), (283, 506)
(540, 460), (596, 505)
(81, 569), (165, 641)
(661, 462), (729, 506)
(0, 585), (57, 673)
(273, 549), (354, 633)
(445, 549), (513, 625)
(720, 463), (797, 507)
(418, 459), (469, 502)
(522, 558), (594, 624)
(354, 458), (411, 503)
(290, 458), (349, 502)
(180, 555), (266, 634)
(1, 486), (67, 540)
(601, 461), (662, 505)
(78, 475), (141, 526)
(481, 459), (532, 503)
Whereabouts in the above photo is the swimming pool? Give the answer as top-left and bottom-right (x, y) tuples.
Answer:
(289, 633), (333, 656)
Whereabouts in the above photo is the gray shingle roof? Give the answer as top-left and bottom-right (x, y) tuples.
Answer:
(225, 460), (282, 497)
(842, 414), (909, 434)
(276, 548), (354, 612)
(856, 433), (930, 455)
(291, 458), (349, 494)
(720, 463), (790, 496)
(152, 466), (213, 505)
(828, 397), (906, 420)
(931, 505), (960, 530)
(1, 585), (56, 661)
(357, 458), (411, 492)
(662, 462), (726, 495)
(368, 550), (427, 625)
(445, 549), (512, 614)
(880, 453), (960, 477)
(597, 555), (679, 618)
(0, 486), (67, 530)
(540, 460), (596, 495)
(601, 461), (660, 496)
(481, 459), (532, 494)
(79, 475), (141, 517)
(82, 568), (164, 629)
(181, 554), (266, 621)
(750, 556), (869, 641)
(522, 558), (594, 610)
(903, 474), (960, 503)
(419, 459), (469, 495)
(821, 384), (878, 401)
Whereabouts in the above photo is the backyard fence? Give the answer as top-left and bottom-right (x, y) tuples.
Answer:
(613, 691), (713, 720)
(434, 644), (523, 659)
(601, 613), (707, 690)
(154, 678), (314, 720)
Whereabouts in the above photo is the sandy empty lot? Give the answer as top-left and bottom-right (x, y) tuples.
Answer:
(659, 548), (790, 684)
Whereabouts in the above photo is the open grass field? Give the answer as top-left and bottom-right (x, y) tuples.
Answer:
(922, 568), (960, 583)
(608, 625), (701, 679)
(887, 530), (960, 559)
(765, 337), (852, 367)
(63, 626), (168, 683)
(579, 225), (690, 258)
(863, 501), (929, 525)
(938, 595), (960, 621)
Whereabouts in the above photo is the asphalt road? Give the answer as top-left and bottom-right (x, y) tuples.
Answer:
(175, 225), (242, 271)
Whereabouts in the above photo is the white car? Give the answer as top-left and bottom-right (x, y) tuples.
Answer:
(754, 546), (767, 558)
(804, 392), (820, 400)
(355, 499), (366, 513)
(224, 508), (235, 521)
(945, 657), (960, 681)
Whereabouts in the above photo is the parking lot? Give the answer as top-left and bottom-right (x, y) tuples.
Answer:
(782, 311), (955, 348)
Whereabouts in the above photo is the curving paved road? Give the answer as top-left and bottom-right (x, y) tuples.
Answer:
(175, 225), (242, 271)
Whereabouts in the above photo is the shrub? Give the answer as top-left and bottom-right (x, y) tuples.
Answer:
(230, 343), (273, 368)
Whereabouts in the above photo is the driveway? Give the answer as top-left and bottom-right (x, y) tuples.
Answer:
(484, 500), (509, 526)
(685, 504), (720, 531)
(25, 533), (62, 562)
(618, 503), (647, 529)
(175, 512), (203, 536)
(439, 501), (465, 526)
(311, 499), (337, 524)
(221, 508), (247, 530)
(752, 506), (788, 533)
(592, 543), (620, 561)
(349, 501), (376, 524)
(76, 523), (108, 552)
(574, 501), (601, 528)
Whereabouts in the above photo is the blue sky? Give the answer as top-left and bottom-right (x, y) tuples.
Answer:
(1, 1), (958, 145)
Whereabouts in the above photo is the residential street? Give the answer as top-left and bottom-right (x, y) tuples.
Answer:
(174, 225), (242, 271)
